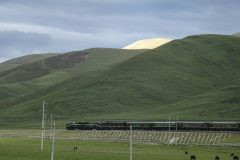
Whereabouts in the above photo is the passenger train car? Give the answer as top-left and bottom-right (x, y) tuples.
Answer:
(66, 121), (240, 131)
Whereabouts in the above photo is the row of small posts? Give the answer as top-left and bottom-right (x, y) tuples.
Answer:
(66, 130), (233, 146)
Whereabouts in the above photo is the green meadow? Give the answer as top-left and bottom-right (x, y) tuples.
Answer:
(0, 137), (239, 160)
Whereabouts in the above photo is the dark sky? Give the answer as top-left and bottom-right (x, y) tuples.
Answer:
(0, 0), (239, 62)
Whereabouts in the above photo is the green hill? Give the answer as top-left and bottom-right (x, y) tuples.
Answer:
(0, 48), (144, 102)
(0, 48), (145, 83)
(0, 53), (58, 73)
(0, 53), (58, 101)
(0, 34), (240, 128)
(233, 32), (240, 37)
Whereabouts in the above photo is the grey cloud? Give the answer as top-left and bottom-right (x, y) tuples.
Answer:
(0, 0), (240, 62)
(0, 30), (52, 59)
(1, 0), (239, 34)
(0, 31), (51, 48)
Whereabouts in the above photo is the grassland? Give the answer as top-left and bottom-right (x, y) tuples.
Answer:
(0, 136), (239, 160)
(0, 129), (240, 145)
(0, 129), (239, 160)
(0, 35), (240, 127)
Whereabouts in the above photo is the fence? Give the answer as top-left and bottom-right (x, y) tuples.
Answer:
(58, 130), (240, 147)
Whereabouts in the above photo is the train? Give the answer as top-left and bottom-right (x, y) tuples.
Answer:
(66, 121), (240, 131)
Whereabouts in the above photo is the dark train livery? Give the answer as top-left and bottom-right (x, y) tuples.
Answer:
(66, 121), (240, 131)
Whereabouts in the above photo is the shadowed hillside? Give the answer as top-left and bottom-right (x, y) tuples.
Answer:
(0, 53), (58, 72)
(0, 51), (88, 83)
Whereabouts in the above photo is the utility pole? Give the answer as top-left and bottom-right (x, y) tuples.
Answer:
(168, 115), (171, 145)
(41, 100), (45, 151)
(129, 125), (132, 160)
(50, 113), (53, 140)
(176, 116), (178, 131)
(51, 121), (55, 160)
(44, 112), (47, 139)
(168, 115), (171, 132)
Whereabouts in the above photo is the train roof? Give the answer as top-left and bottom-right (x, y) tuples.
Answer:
(67, 120), (240, 124)
(127, 121), (240, 124)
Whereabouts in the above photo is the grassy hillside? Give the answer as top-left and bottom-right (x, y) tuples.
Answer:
(0, 48), (144, 103)
(0, 35), (240, 128)
(29, 48), (145, 87)
(0, 53), (58, 101)
(0, 53), (58, 73)
(0, 51), (88, 83)
(0, 48), (144, 83)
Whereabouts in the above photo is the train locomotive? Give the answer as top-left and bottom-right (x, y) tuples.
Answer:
(66, 121), (240, 131)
